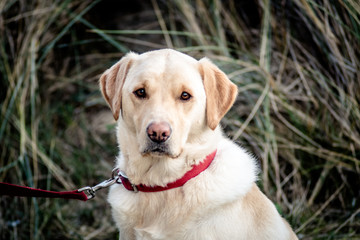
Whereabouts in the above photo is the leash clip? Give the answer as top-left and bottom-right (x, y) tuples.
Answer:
(78, 168), (121, 200)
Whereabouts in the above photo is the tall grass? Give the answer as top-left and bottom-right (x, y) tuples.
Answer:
(1, 0), (359, 239)
(0, 1), (121, 239)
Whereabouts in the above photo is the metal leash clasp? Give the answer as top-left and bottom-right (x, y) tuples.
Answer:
(78, 168), (121, 200)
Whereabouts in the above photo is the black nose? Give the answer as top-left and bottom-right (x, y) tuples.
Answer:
(146, 122), (172, 143)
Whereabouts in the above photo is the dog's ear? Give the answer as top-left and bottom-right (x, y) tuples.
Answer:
(199, 58), (238, 130)
(99, 53), (138, 120)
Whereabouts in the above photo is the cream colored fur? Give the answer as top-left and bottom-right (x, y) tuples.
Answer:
(99, 49), (298, 240)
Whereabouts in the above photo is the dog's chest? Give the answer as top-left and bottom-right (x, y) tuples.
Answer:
(130, 192), (197, 239)
(111, 186), (217, 240)
(130, 199), (249, 240)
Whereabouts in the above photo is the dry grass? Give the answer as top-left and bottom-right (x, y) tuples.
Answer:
(1, 0), (359, 239)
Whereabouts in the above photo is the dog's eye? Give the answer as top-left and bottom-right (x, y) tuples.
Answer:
(134, 88), (146, 99)
(180, 91), (191, 101)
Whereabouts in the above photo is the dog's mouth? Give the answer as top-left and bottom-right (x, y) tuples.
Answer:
(142, 142), (170, 155)
(142, 142), (179, 158)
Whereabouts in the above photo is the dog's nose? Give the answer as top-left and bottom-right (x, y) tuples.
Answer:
(147, 122), (172, 143)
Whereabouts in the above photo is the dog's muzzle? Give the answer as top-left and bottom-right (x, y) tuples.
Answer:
(143, 121), (173, 155)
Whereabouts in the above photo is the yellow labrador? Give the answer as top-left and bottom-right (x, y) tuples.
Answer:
(99, 49), (297, 240)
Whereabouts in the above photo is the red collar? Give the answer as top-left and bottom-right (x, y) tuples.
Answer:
(118, 150), (217, 192)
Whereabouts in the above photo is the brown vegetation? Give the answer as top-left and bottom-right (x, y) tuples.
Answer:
(1, 0), (359, 239)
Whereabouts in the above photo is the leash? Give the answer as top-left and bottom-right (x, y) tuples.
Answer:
(0, 182), (88, 201)
(0, 150), (217, 201)
(0, 168), (123, 201)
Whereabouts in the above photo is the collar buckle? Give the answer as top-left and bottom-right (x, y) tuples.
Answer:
(115, 169), (138, 192)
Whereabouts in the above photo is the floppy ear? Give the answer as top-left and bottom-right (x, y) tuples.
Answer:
(99, 53), (137, 120)
(199, 58), (238, 130)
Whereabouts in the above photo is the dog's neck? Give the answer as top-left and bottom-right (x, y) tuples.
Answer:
(116, 126), (222, 187)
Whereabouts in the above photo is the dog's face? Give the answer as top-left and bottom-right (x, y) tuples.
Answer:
(100, 49), (237, 158)
(120, 51), (207, 158)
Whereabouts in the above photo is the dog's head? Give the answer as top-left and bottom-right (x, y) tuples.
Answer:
(100, 49), (237, 158)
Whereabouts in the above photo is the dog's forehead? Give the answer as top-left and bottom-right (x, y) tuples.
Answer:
(127, 50), (202, 86)
(136, 49), (198, 71)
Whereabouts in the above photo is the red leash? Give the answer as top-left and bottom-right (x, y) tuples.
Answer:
(0, 150), (217, 200)
(0, 169), (120, 201)
(0, 182), (88, 201)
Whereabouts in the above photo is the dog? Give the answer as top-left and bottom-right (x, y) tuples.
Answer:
(99, 49), (298, 240)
